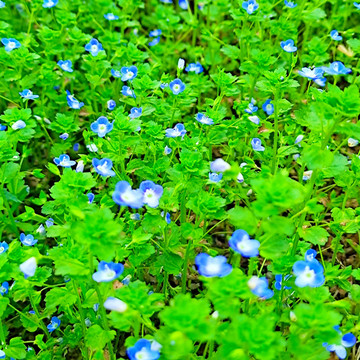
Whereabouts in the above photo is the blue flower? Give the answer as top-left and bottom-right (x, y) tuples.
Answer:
(164, 212), (171, 224)
(274, 275), (292, 290)
(149, 29), (162, 37)
(130, 213), (141, 221)
(120, 66), (138, 81)
(59, 133), (68, 140)
(179, 0), (188, 9)
(1, 38), (21, 51)
(169, 79), (185, 95)
(284, 0), (297, 7)
(354, 2), (360, 9)
(248, 115), (260, 125)
(209, 172), (223, 183)
(324, 326), (357, 360)
(47, 317), (61, 333)
(90, 116), (113, 137)
(262, 99), (274, 115)
(0, 282), (9, 296)
(87, 193), (95, 204)
(92, 158), (116, 177)
(178, 58), (185, 69)
(322, 61), (351, 75)
(185, 62), (203, 74)
(280, 39), (297, 53)
(76, 160), (84, 173)
(330, 30), (342, 41)
(12, 120), (26, 130)
(104, 297), (128, 312)
(292, 259), (325, 287)
(19, 89), (39, 100)
(54, 154), (76, 168)
(73, 143), (80, 151)
(210, 158), (230, 172)
(0, 1), (5, 8)
(20, 233), (38, 246)
(164, 146), (172, 155)
(229, 229), (260, 258)
(57, 60), (73, 72)
(242, 0), (259, 14)
(127, 339), (160, 360)
(0, 241), (9, 254)
(85, 38), (104, 56)
(149, 37), (160, 46)
(303, 170), (313, 181)
(196, 113), (214, 125)
(248, 276), (274, 299)
(140, 181), (163, 208)
(66, 90), (84, 109)
(0, 350), (4, 359)
(195, 253), (232, 278)
(251, 138), (265, 151)
(104, 13), (119, 20)
(165, 123), (186, 138)
(122, 86), (136, 98)
(129, 107), (142, 119)
(111, 69), (121, 78)
(0, 123), (6, 131)
(92, 261), (124, 282)
(245, 98), (258, 114)
(113, 181), (144, 208)
(107, 99), (116, 110)
(304, 248), (318, 262)
(43, 0), (58, 7)
(298, 67), (324, 80)
(20, 257), (37, 279)
(160, 83), (168, 89)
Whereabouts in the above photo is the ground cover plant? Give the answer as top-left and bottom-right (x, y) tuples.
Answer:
(0, 0), (360, 359)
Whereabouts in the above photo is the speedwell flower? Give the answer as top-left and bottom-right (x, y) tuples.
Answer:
(178, 58), (185, 69)
(127, 339), (161, 360)
(169, 79), (185, 95)
(92, 261), (124, 282)
(274, 275), (292, 290)
(1, 38), (21, 51)
(20, 233), (38, 246)
(298, 67), (324, 80)
(129, 107), (142, 118)
(104, 297), (128, 312)
(12, 120), (26, 130)
(322, 61), (351, 75)
(185, 62), (203, 74)
(92, 158), (116, 177)
(19, 89), (39, 100)
(284, 0), (297, 7)
(54, 154), (76, 168)
(354, 2), (360, 9)
(242, 0), (259, 14)
(179, 0), (188, 9)
(20, 257), (37, 279)
(43, 0), (58, 7)
(0, 1), (5, 8)
(248, 276), (274, 299)
(0, 241), (8, 254)
(165, 123), (186, 138)
(107, 99), (116, 110)
(57, 60), (73, 72)
(209, 172), (223, 183)
(112, 181), (144, 209)
(149, 37), (160, 46)
(122, 86), (136, 98)
(0, 282), (9, 296)
(149, 29), (162, 37)
(251, 138), (265, 151)
(195, 253), (232, 277)
(85, 38), (104, 56)
(262, 99), (274, 115)
(245, 98), (258, 114)
(210, 158), (230, 172)
(164, 146), (172, 155)
(140, 181), (163, 208)
(330, 30), (342, 41)
(229, 229), (260, 257)
(324, 326), (357, 360)
(303, 170), (313, 181)
(248, 115), (260, 125)
(90, 116), (113, 137)
(120, 66), (138, 81)
(104, 13), (119, 20)
(66, 90), (84, 109)
(47, 317), (61, 332)
(280, 39), (297, 52)
(87, 193), (95, 204)
(196, 113), (214, 125)
(111, 69), (121, 78)
(292, 258), (325, 287)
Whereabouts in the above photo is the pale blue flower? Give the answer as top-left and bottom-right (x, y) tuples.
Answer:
(20, 233), (38, 246)
(0, 282), (9, 296)
(280, 39), (297, 52)
(122, 86), (136, 98)
(165, 123), (186, 138)
(322, 61), (351, 75)
(0, 1), (5, 8)
(92, 261), (124, 282)
(185, 62), (203, 74)
(284, 0), (297, 7)
(127, 339), (160, 360)
(19, 89), (39, 100)
(248, 276), (274, 299)
(92, 158), (116, 177)
(209, 172), (223, 183)
(251, 138), (265, 151)
(149, 37), (160, 46)
(12, 120), (26, 130)
(85, 38), (104, 56)
(0, 241), (9, 254)
(57, 60), (73, 72)
(121, 66), (138, 81)
(104, 297), (128, 312)
(210, 158), (230, 172)
(104, 13), (119, 20)
(169, 79), (185, 95)
(274, 275), (292, 290)
(59, 133), (68, 140)
(140, 181), (163, 208)
(164, 146), (172, 155)
(196, 113), (214, 125)
(129, 107), (142, 119)
(262, 99), (274, 115)
(195, 253), (232, 278)
(149, 29), (162, 37)
(1, 38), (21, 51)
(54, 154), (76, 167)
(112, 181), (144, 208)
(292, 259), (325, 287)
(47, 317), (60, 332)
(324, 326), (357, 360)
(242, 0), (259, 14)
(229, 229), (260, 257)
(179, 0), (188, 9)
(245, 98), (258, 114)
(354, 2), (360, 9)
(20, 257), (37, 279)
(43, 0), (58, 8)
(330, 30), (342, 41)
(107, 99), (116, 110)
(90, 116), (113, 137)
(66, 90), (84, 109)
(298, 67), (324, 80)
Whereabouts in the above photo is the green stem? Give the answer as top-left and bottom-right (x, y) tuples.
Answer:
(271, 90), (280, 174)
(28, 290), (49, 339)
(181, 238), (193, 293)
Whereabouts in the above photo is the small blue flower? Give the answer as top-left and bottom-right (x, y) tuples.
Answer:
(324, 326), (357, 360)
(149, 37), (160, 46)
(104, 297), (128, 312)
(165, 123), (186, 138)
(92, 158), (116, 177)
(284, 0), (297, 7)
(0, 350), (4, 359)
(245, 98), (258, 114)
(73, 143), (80, 151)
(19, 89), (39, 100)
(209, 172), (223, 183)
(0, 241), (9, 254)
(164, 212), (171, 224)
(20, 257), (37, 279)
(0, 123), (6, 131)
(111, 69), (121, 78)
(330, 30), (342, 41)
(229, 229), (260, 258)
(1, 38), (21, 52)
(251, 138), (265, 151)
(164, 146), (172, 155)
(85, 38), (104, 56)
(43, 0), (58, 8)
(92, 261), (124, 282)
(0, 1), (5, 8)
(130, 213), (141, 221)
(20, 233), (38, 246)
(303, 170), (313, 181)
(104, 13), (119, 20)
(178, 58), (185, 69)
(185, 62), (203, 74)
(107, 99), (116, 110)
(248, 115), (260, 125)
(262, 99), (274, 115)
(304, 248), (318, 262)
(292, 259), (325, 287)
(120, 66), (138, 81)
(274, 275), (292, 290)
(87, 193), (95, 204)
(280, 39), (297, 53)
(0, 282), (9, 296)
(57, 60), (73, 72)
(129, 107), (142, 119)
(54, 154), (76, 167)
(354, 2), (360, 9)
(76, 160), (84, 173)
(149, 29), (162, 37)
(127, 339), (160, 360)
(242, 0), (259, 14)
(322, 61), (351, 75)
(160, 83), (168, 89)
(47, 317), (61, 333)
(66, 90), (84, 109)
(161, 0), (172, 2)
(169, 79), (185, 95)
(122, 86), (136, 98)
(12, 120), (26, 130)
(195, 253), (232, 278)
(113, 181), (144, 208)
(294, 134), (304, 145)
(140, 181), (163, 208)
(248, 276), (274, 299)
(90, 116), (113, 137)
(179, 0), (188, 9)
(196, 113), (214, 125)
(46, 218), (54, 227)
(210, 158), (230, 172)
(298, 67), (324, 80)
(59, 133), (68, 140)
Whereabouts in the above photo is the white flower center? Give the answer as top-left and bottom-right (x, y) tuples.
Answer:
(91, 45), (98, 52)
